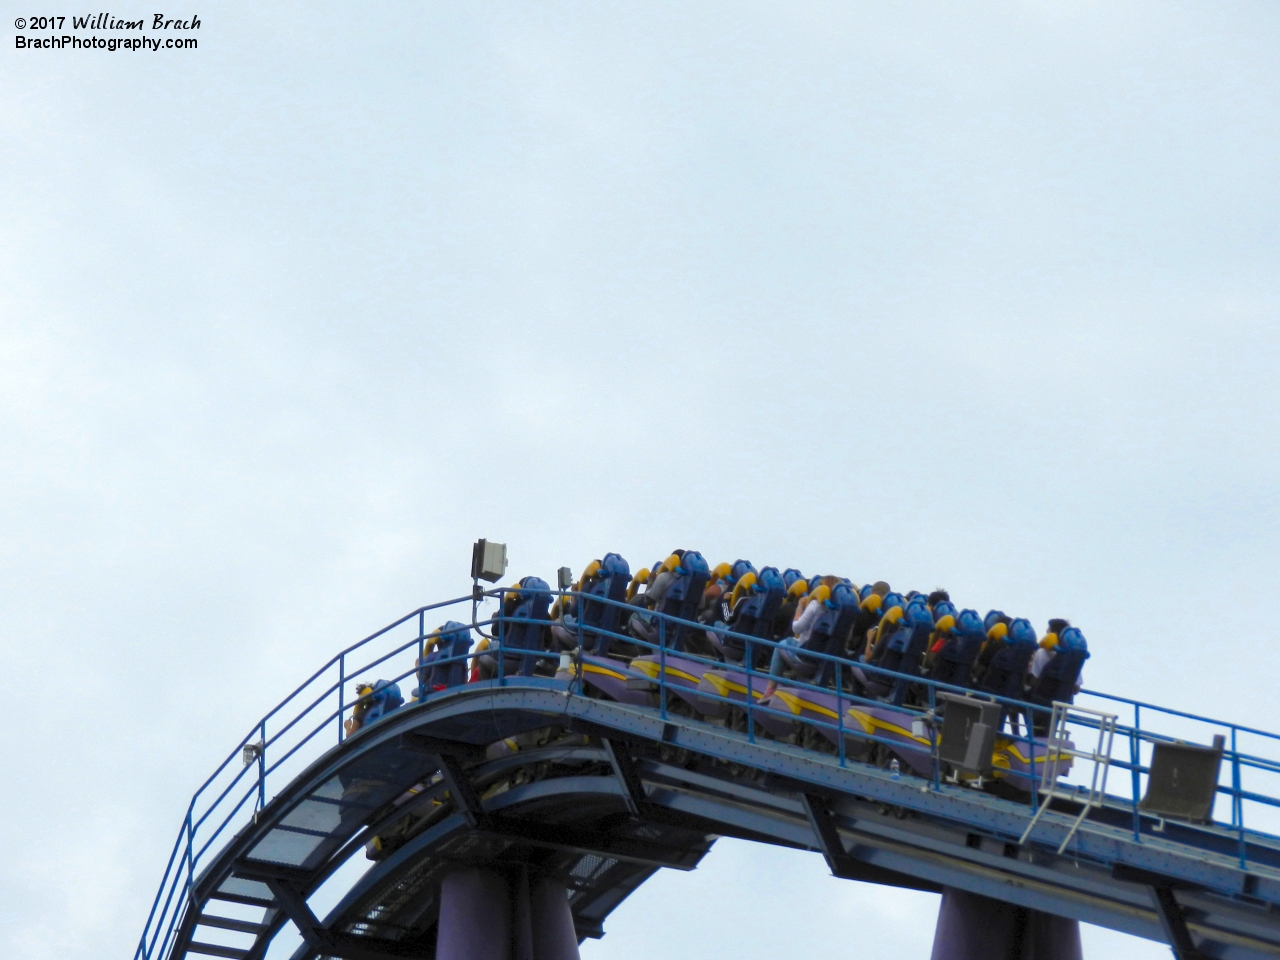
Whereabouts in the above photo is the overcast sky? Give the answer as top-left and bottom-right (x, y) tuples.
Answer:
(3, 2), (1278, 957)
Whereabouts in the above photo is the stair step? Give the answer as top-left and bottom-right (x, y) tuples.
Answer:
(208, 891), (274, 908)
(186, 942), (250, 959)
(196, 914), (267, 936)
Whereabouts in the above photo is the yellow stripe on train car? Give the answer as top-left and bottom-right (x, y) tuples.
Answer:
(582, 663), (629, 681)
(771, 691), (839, 719)
(993, 737), (1070, 767)
(701, 673), (767, 700)
(846, 708), (930, 746)
(629, 659), (701, 685)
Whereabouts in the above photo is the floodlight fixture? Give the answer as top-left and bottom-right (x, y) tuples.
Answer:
(242, 741), (263, 768)
(471, 539), (508, 583)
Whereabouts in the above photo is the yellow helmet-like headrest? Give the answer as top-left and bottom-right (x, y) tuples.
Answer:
(934, 614), (955, 633)
(712, 562), (733, 582)
(660, 553), (681, 573)
(860, 594), (883, 613)
(787, 579), (809, 599)
(626, 567), (650, 601)
(1040, 632), (1059, 650)
(987, 622), (1009, 641)
(730, 571), (758, 608)
(810, 584), (832, 605)
(581, 559), (601, 581)
(881, 606), (904, 625)
(355, 683), (374, 696)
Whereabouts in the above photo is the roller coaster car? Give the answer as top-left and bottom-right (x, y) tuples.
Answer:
(747, 687), (921, 765)
(621, 652), (717, 714)
(695, 666), (771, 720)
(574, 652), (658, 708)
(990, 733), (1075, 792)
(751, 684), (1073, 789)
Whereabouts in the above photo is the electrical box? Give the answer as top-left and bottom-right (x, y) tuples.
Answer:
(557, 566), (573, 591)
(471, 539), (508, 583)
(937, 693), (1003, 776)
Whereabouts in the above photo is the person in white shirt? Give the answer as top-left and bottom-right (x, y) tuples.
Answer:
(762, 581), (837, 697)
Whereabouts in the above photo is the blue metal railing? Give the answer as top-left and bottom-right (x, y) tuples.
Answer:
(135, 585), (1280, 960)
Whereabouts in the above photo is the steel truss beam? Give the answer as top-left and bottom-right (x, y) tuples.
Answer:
(801, 793), (942, 894)
(1113, 865), (1212, 960)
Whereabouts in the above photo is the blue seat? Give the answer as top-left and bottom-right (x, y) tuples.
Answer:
(875, 600), (935, 705)
(498, 577), (552, 677)
(579, 553), (632, 656)
(655, 551), (710, 653)
(717, 566), (786, 668)
(976, 617), (1037, 701)
(794, 582), (860, 687)
(932, 600), (958, 625)
(929, 608), (987, 689)
(358, 679), (403, 727)
(1029, 627), (1090, 707)
(864, 592), (906, 670)
(415, 620), (473, 694)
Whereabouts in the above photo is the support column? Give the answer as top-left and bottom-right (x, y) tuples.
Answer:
(436, 867), (581, 960)
(931, 887), (1082, 960)
(436, 868), (512, 960)
(529, 877), (581, 960)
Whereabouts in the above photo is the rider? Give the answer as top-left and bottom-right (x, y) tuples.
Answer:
(1028, 623), (1089, 733)
(772, 574), (809, 640)
(343, 679), (403, 736)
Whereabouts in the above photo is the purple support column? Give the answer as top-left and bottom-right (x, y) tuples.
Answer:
(436, 868), (512, 960)
(436, 867), (580, 960)
(529, 877), (581, 960)
(512, 867), (534, 960)
(931, 887), (1082, 960)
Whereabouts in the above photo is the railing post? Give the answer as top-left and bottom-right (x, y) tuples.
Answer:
(1233, 726), (1246, 868)
(574, 592), (584, 654)
(573, 593), (585, 691)
(1130, 704), (1142, 842)
(418, 610), (425, 665)
(338, 653), (345, 743)
(496, 591), (505, 683)
(1027, 712), (1038, 815)
(658, 615), (667, 721)
(745, 635), (756, 744)
(836, 662), (845, 766)
(928, 683), (939, 791)
(257, 720), (267, 813)
(184, 809), (194, 898)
